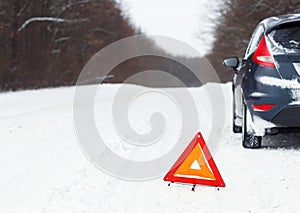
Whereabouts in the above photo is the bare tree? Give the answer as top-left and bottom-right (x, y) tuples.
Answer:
(0, 0), (136, 90)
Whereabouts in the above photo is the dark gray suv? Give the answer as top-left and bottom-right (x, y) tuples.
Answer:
(223, 14), (300, 149)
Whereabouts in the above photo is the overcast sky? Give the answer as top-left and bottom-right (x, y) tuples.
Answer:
(117, 0), (221, 56)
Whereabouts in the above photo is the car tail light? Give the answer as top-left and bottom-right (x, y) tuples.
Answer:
(252, 104), (275, 111)
(253, 36), (276, 68)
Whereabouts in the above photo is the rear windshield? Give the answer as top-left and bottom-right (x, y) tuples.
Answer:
(268, 21), (300, 53)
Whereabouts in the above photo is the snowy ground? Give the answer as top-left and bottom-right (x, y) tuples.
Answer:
(0, 83), (300, 213)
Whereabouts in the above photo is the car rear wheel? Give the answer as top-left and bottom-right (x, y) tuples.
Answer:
(233, 115), (242, 133)
(232, 84), (242, 133)
(242, 99), (262, 149)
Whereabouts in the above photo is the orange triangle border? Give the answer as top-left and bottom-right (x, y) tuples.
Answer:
(163, 132), (225, 187)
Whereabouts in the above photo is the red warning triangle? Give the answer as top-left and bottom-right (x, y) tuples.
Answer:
(164, 132), (225, 187)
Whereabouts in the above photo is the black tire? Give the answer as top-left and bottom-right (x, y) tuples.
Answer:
(232, 83), (242, 133)
(242, 99), (262, 149)
(233, 119), (242, 133)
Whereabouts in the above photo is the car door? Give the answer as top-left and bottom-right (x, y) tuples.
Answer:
(234, 24), (265, 120)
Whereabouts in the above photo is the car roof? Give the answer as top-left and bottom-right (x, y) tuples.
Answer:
(259, 14), (300, 33)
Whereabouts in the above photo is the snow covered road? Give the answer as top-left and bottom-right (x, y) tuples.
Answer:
(0, 83), (299, 213)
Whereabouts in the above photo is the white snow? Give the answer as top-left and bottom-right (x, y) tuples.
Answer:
(258, 76), (300, 89)
(293, 63), (300, 76)
(252, 115), (276, 136)
(18, 17), (88, 32)
(257, 76), (300, 102)
(268, 31), (300, 55)
(18, 17), (67, 31)
(0, 83), (300, 213)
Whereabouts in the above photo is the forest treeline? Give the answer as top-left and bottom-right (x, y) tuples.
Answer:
(0, 0), (135, 90)
(1, 0), (300, 90)
(0, 0), (207, 90)
(208, 0), (300, 82)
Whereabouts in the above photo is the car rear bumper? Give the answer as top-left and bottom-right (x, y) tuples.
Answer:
(271, 105), (300, 127)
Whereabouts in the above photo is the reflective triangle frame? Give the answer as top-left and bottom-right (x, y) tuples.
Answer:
(164, 132), (225, 187)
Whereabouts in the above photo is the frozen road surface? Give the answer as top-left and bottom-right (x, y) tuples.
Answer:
(0, 83), (299, 213)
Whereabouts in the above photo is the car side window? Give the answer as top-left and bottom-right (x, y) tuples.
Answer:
(245, 25), (264, 58)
